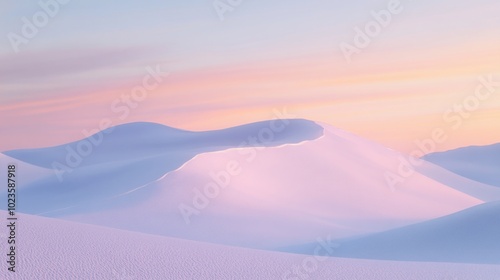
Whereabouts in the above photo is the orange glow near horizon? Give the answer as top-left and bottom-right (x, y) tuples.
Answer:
(2, 51), (499, 153)
(2, 13), (500, 153)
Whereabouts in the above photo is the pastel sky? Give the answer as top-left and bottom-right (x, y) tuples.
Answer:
(1, 0), (500, 153)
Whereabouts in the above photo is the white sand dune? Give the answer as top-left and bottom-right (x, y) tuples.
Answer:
(1, 121), (487, 250)
(0, 120), (323, 215)
(286, 201), (500, 264)
(415, 160), (500, 202)
(423, 143), (500, 188)
(3, 120), (323, 169)
(0, 120), (497, 266)
(2, 210), (499, 280)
